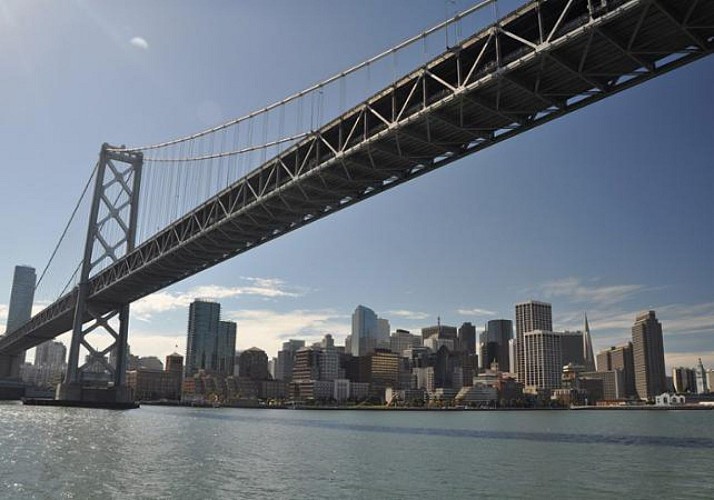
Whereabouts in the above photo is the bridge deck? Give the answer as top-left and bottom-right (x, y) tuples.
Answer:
(1, 0), (712, 355)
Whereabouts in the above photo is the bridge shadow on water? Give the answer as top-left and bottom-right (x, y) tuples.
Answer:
(163, 408), (714, 450)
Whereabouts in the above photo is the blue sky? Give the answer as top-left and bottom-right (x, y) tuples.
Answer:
(0, 1), (712, 371)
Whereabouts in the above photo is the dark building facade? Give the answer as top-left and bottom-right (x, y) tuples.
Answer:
(632, 311), (666, 401)
(481, 319), (513, 371)
(238, 347), (271, 380)
(457, 322), (477, 354)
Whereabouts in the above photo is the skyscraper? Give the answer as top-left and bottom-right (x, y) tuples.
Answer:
(597, 342), (636, 398)
(559, 331), (585, 366)
(631, 310), (666, 401)
(421, 319), (458, 341)
(458, 322), (477, 354)
(34, 340), (67, 368)
(582, 313), (595, 372)
(481, 319), (512, 371)
(351, 305), (379, 356)
(515, 300), (552, 383)
(185, 300), (236, 377)
(275, 339), (306, 381)
(389, 329), (421, 355)
(377, 318), (390, 348)
(4, 265), (36, 376)
(695, 358), (708, 394)
(523, 330), (562, 392)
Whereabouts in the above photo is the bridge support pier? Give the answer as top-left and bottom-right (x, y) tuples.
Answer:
(0, 354), (26, 399)
(56, 144), (142, 406)
(0, 353), (23, 380)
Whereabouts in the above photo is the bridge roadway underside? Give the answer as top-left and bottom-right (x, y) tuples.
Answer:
(1, 0), (712, 357)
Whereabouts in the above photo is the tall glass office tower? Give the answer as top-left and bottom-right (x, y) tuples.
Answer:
(185, 300), (236, 377)
(5, 265), (36, 334)
(4, 265), (36, 372)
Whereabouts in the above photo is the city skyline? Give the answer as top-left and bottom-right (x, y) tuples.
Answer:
(0, 1), (712, 372)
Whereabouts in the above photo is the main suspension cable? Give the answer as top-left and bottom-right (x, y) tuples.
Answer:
(35, 162), (98, 291)
(107, 0), (496, 154)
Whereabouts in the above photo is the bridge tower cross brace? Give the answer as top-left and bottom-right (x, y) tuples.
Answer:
(57, 144), (142, 402)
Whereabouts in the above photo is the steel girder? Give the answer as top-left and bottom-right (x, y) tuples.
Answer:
(0, 0), (712, 356)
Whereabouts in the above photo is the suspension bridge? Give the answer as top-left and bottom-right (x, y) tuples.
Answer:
(0, 0), (712, 404)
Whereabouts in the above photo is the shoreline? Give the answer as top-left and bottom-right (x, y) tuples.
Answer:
(140, 401), (713, 411)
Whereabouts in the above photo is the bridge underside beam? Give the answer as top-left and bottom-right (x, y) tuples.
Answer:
(2, 0), (713, 354)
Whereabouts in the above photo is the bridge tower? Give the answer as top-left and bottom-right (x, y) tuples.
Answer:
(56, 144), (142, 404)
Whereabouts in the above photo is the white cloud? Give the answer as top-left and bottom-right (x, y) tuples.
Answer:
(132, 278), (303, 321)
(385, 309), (430, 321)
(538, 277), (647, 306)
(129, 36), (149, 50)
(223, 308), (350, 354)
(457, 307), (496, 317)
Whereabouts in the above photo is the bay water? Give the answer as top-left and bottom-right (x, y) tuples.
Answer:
(1, 401), (713, 499)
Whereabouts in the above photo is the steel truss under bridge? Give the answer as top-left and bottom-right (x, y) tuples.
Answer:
(0, 0), (712, 393)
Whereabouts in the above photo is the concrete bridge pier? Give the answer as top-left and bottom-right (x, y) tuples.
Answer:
(0, 353), (26, 399)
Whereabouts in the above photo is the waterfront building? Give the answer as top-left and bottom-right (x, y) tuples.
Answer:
(185, 300), (237, 377)
(481, 319), (513, 371)
(127, 353), (183, 401)
(455, 384), (498, 407)
(522, 330), (561, 392)
(515, 300), (552, 383)
(631, 311), (666, 400)
(597, 342), (636, 398)
(181, 370), (227, 403)
(457, 322), (477, 354)
(655, 393), (686, 406)
(259, 379), (287, 400)
(580, 370), (623, 401)
(289, 379), (334, 402)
